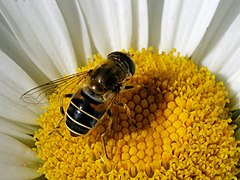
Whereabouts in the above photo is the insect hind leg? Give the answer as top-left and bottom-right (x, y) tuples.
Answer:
(48, 117), (64, 137)
(49, 93), (73, 137)
(60, 93), (73, 115)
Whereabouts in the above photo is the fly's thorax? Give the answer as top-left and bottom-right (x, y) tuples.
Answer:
(90, 61), (132, 93)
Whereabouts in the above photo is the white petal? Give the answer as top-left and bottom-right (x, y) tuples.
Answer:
(0, 51), (41, 124)
(131, 0), (149, 50)
(192, 0), (240, 63)
(0, 14), (51, 85)
(0, 117), (38, 145)
(0, 133), (41, 179)
(78, 0), (132, 56)
(228, 71), (240, 109)
(0, 117), (35, 135)
(159, 0), (220, 55)
(0, 124), (34, 148)
(20, 124), (39, 133)
(0, 0), (77, 79)
(0, 96), (39, 125)
(56, 0), (93, 66)
(0, 164), (41, 180)
(236, 92), (240, 108)
(148, 0), (163, 48)
(0, 133), (40, 165)
(0, 51), (37, 93)
(198, 14), (240, 107)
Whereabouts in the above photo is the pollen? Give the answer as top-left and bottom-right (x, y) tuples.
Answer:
(34, 48), (240, 179)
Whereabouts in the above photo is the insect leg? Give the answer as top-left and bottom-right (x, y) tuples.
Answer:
(48, 118), (65, 137)
(124, 85), (148, 90)
(123, 103), (137, 128)
(115, 101), (137, 128)
(101, 109), (113, 160)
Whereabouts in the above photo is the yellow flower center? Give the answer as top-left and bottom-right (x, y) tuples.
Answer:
(34, 48), (240, 179)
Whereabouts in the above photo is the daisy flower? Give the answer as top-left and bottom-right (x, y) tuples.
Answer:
(0, 0), (240, 179)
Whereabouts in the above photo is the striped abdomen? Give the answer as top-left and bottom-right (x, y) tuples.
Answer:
(66, 90), (104, 136)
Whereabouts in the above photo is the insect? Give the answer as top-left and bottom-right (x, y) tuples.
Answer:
(20, 51), (136, 159)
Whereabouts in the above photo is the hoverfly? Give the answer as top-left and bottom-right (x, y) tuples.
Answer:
(20, 51), (136, 159)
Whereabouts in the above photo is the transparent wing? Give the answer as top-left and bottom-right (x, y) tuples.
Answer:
(20, 71), (90, 104)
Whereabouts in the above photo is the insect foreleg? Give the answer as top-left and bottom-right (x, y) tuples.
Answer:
(123, 85), (148, 90)
(114, 101), (137, 128)
(123, 103), (137, 128)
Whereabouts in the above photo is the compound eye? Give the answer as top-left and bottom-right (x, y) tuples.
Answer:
(107, 51), (135, 76)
